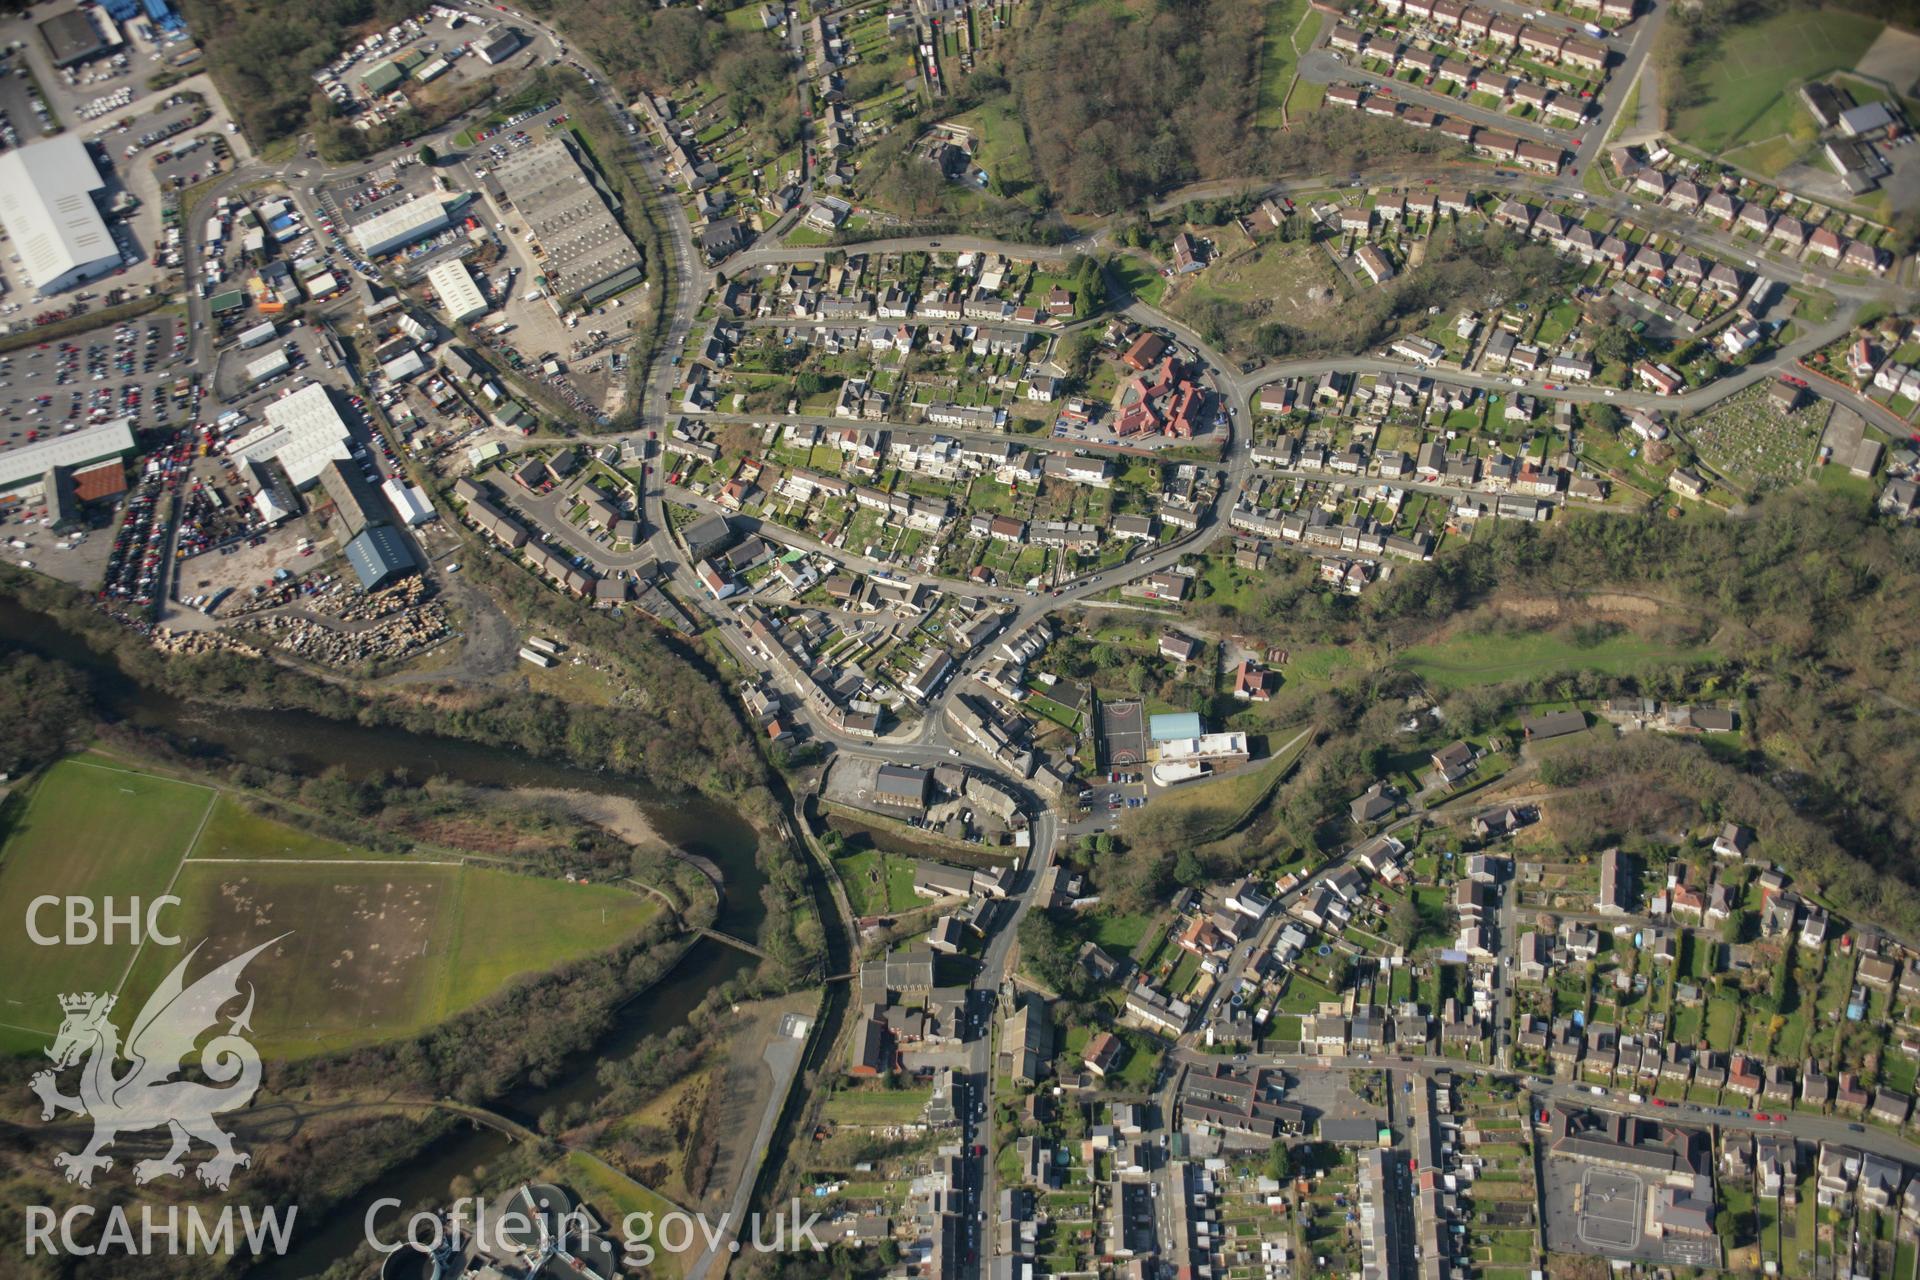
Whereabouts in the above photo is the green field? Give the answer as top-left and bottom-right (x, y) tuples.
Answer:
(833, 848), (923, 917)
(822, 1086), (934, 1125)
(1398, 628), (1714, 689)
(1109, 256), (1168, 307)
(190, 794), (387, 861)
(2, 756), (659, 1060)
(952, 100), (1039, 203)
(1669, 11), (1884, 154)
(122, 859), (659, 1059)
(0, 758), (213, 1051)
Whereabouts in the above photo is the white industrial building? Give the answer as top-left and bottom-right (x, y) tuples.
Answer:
(427, 258), (489, 323)
(0, 417), (135, 498)
(349, 197), (450, 257)
(0, 134), (121, 295)
(381, 349), (428, 380)
(230, 382), (355, 489)
(244, 458), (297, 525)
(382, 477), (436, 526)
(1152, 732), (1251, 786)
(476, 28), (523, 64)
(236, 321), (278, 349)
(245, 349), (291, 383)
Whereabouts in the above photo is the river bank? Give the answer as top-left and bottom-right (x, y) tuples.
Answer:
(512, 785), (669, 851)
(0, 592), (787, 1276)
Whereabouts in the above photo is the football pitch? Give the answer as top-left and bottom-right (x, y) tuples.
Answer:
(0, 755), (662, 1060)
(1670, 11), (1884, 154)
(0, 758), (213, 1052)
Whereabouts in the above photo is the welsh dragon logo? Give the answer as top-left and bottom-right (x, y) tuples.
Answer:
(30, 936), (284, 1191)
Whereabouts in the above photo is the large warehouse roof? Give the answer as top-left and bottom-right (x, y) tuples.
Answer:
(39, 10), (108, 67)
(0, 417), (135, 493)
(349, 196), (450, 257)
(344, 524), (416, 590)
(230, 383), (354, 489)
(0, 135), (117, 293)
(492, 137), (642, 301)
(427, 257), (489, 323)
(245, 348), (290, 382)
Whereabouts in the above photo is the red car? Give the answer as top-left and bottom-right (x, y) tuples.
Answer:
(1650, 1098), (1668, 1107)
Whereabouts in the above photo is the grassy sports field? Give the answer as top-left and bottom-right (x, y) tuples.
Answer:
(0, 758), (213, 1052)
(1, 755), (661, 1060)
(1669, 10), (1883, 154)
(118, 858), (660, 1060)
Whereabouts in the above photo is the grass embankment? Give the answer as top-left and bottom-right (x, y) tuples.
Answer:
(1398, 627), (1714, 689)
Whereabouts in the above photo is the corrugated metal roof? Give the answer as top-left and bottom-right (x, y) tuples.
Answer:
(343, 524), (414, 590)
(0, 418), (135, 491)
(0, 135), (116, 292)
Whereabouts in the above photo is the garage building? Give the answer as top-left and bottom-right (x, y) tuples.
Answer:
(245, 349), (290, 383)
(360, 61), (406, 95)
(236, 321), (278, 349)
(476, 28), (524, 64)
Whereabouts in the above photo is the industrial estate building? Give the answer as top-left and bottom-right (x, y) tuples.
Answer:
(491, 137), (644, 304)
(349, 196), (451, 258)
(38, 9), (109, 67)
(344, 524), (416, 590)
(427, 258), (490, 324)
(382, 477), (436, 526)
(230, 382), (355, 489)
(319, 459), (389, 538)
(0, 135), (121, 295)
(476, 28), (524, 64)
(0, 418), (135, 502)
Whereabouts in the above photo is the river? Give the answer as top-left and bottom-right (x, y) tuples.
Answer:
(0, 601), (768, 1276)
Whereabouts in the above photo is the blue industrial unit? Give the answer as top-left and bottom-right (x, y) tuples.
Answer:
(142, 0), (185, 32)
(344, 526), (416, 591)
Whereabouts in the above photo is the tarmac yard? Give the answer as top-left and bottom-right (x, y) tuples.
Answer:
(1576, 1169), (1643, 1252)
